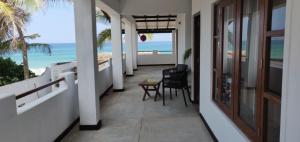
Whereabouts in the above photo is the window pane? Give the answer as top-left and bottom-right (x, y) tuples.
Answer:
(265, 100), (281, 142)
(268, 37), (284, 95)
(270, 0), (286, 31)
(239, 0), (259, 129)
(213, 72), (219, 101)
(221, 4), (235, 108)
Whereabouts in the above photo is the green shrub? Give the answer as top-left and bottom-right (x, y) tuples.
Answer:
(0, 57), (35, 86)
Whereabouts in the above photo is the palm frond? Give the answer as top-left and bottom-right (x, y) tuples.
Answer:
(27, 43), (51, 55)
(145, 33), (153, 40)
(0, 34), (51, 55)
(12, 0), (43, 12)
(96, 8), (110, 24)
(0, 1), (19, 40)
(12, 0), (72, 11)
(97, 28), (111, 49)
(183, 48), (192, 63)
(23, 33), (40, 39)
(0, 39), (16, 55)
(0, 1), (28, 48)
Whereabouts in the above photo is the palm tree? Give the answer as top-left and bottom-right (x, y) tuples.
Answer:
(0, 0), (58, 79)
(183, 48), (192, 63)
(97, 28), (111, 48)
(0, 1), (26, 44)
(0, 34), (51, 55)
(0, 34), (51, 75)
(13, 0), (67, 79)
(0, 0), (32, 78)
(96, 9), (153, 48)
(96, 9), (111, 48)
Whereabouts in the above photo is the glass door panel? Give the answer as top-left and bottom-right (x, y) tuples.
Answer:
(263, 0), (286, 141)
(270, 0), (286, 31)
(221, 3), (235, 108)
(238, 0), (260, 129)
(267, 37), (284, 95)
(264, 99), (281, 142)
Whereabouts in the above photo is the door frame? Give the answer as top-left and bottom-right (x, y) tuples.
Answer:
(193, 12), (201, 105)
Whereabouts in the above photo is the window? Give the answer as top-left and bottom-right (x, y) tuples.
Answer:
(262, 0), (285, 141)
(212, 0), (236, 118)
(212, 0), (286, 141)
(137, 33), (173, 54)
(221, 3), (235, 109)
(238, 0), (260, 130)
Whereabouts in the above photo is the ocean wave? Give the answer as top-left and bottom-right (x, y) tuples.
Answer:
(30, 68), (46, 76)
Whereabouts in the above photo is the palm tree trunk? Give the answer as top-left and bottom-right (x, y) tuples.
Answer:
(17, 27), (30, 79)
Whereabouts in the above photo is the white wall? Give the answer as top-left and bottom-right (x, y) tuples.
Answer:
(0, 94), (18, 142)
(0, 72), (79, 142)
(120, 0), (191, 15)
(137, 53), (175, 65)
(97, 59), (113, 98)
(50, 62), (77, 81)
(0, 68), (51, 107)
(280, 0), (300, 141)
(101, 0), (121, 13)
(192, 0), (249, 141)
(177, 13), (187, 64)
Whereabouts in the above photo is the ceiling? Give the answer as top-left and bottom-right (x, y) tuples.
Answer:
(132, 15), (177, 33)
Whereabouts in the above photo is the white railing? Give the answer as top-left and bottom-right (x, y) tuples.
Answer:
(0, 60), (114, 142)
(137, 51), (175, 65)
(97, 58), (113, 98)
(0, 72), (78, 142)
(0, 68), (52, 107)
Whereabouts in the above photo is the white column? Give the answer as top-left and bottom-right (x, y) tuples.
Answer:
(176, 14), (186, 64)
(74, 0), (101, 129)
(280, 0), (300, 141)
(111, 14), (124, 90)
(124, 19), (134, 75)
(132, 23), (138, 70)
(172, 30), (177, 64)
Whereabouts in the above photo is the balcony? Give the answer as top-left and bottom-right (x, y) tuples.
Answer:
(1, 0), (299, 141)
(62, 66), (213, 142)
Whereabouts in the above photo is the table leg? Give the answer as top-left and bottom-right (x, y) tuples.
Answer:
(154, 85), (161, 101)
(162, 86), (165, 106)
(141, 86), (151, 101)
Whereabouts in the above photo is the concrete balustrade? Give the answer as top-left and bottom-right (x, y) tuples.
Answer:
(137, 52), (176, 65)
(0, 68), (52, 107)
(0, 59), (113, 141)
(0, 72), (78, 142)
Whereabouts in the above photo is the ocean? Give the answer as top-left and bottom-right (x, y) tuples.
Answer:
(2, 41), (172, 69)
(2, 39), (284, 70)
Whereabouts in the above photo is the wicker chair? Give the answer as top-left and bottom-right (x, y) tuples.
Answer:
(162, 64), (191, 106)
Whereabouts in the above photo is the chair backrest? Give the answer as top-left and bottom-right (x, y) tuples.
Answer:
(176, 64), (188, 72)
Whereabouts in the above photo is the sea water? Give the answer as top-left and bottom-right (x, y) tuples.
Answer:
(2, 41), (172, 70)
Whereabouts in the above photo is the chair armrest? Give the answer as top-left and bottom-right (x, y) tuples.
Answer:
(162, 68), (177, 76)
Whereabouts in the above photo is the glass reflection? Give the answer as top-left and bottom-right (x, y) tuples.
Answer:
(268, 37), (284, 95)
(265, 100), (281, 142)
(221, 4), (235, 108)
(239, 0), (259, 129)
(271, 0), (286, 31)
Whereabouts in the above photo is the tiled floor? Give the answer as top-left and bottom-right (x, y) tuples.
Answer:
(62, 66), (213, 142)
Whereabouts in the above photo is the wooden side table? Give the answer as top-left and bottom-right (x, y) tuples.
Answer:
(139, 79), (162, 101)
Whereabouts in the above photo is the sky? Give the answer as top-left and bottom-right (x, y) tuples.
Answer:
(25, 3), (171, 44)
